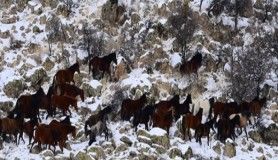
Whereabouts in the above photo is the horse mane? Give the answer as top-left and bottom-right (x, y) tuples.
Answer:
(104, 52), (117, 63)
(36, 87), (45, 96)
(68, 62), (79, 72)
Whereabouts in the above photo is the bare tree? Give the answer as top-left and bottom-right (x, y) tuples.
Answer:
(229, 35), (273, 102)
(60, 0), (74, 16)
(46, 16), (61, 55)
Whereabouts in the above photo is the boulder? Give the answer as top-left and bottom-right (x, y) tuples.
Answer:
(56, 4), (70, 17)
(149, 127), (170, 149)
(138, 153), (157, 160)
(259, 124), (278, 146)
(213, 142), (221, 155)
(30, 145), (41, 154)
(114, 143), (128, 153)
(249, 130), (262, 143)
(0, 101), (13, 112)
(0, 0), (13, 9)
(88, 146), (106, 160)
(120, 136), (133, 146)
(152, 144), (166, 154)
(1, 15), (17, 24)
(183, 147), (193, 159)
(40, 0), (59, 8)
(42, 57), (55, 71)
(82, 82), (102, 98)
(101, 1), (127, 26)
(223, 142), (236, 158)
(41, 150), (54, 157)
(137, 136), (152, 146)
(169, 147), (183, 159)
(24, 68), (48, 89)
(4, 79), (27, 98)
(74, 151), (94, 160)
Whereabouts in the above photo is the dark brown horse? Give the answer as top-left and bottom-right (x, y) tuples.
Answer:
(174, 94), (192, 120)
(0, 115), (24, 145)
(121, 94), (147, 121)
(51, 95), (78, 116)
(9, 87), (45, 122)
(133, 105), (155, 131)
(22, 117), (39, 144)
(180, 52), (202, 76)
(88, 52), (117, 79)
(154, 95), (180, 119)
(194, 116), (217, 146)
(53, 62), (80, 85)
(55, 83), (85, 102)
(152, 106), (175, 134)
(182, 107), (203, 141)
(208, 98), (239, 120)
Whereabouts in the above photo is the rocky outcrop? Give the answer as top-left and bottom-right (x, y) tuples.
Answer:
(249, 131), (263, 143)
(0, 101), (13, 112)
(74, 151), (94, 160)
(101, 1), (127, 26)
(259, 124), (278, 146)
(4, 79), (27, 98)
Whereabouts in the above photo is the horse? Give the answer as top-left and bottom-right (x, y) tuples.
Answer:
(0, 115), (24, 145)
(154, 95), (180, 119)
(84, 106), (112, 137)
(51, 95), (78, 116)
(88, 120), (109, 146)
(216, 115), (240, 143)
(9, 87), (45, 122)
(133, 105), (155, 131)
(182, 107), (203, 141)
(22, 117), (39, 145)
(194, 116), (217, 146)
(55, 83), (85, 102)
(53, 62), (80, 85)
(88, 52), (117, 80)
(121, 93), (147, 121)
(152, 106), (175, 134)
(229, 111), (251, 140)
(174, 94), (192, 121)
(180, 52), (202, 76)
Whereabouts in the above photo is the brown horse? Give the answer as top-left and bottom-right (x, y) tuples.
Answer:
(0, 115), (24, 145)
(88, 52), (117, 80)
(180, 52), (202, 76)
(182, 107), (203, 141)
(51, 95), (78, 116)
(208, 98), (239, 120)
(121, 93), (147, 121)
(152, 106), (175, 134)
(133, 105), (155, 131)
(22, 117), (39, 144)
(55, 83), (85, 102)
(154, 95), (180, 119)
(53, 62), (80, 85)
(194, 116), (217, 146)
(174, 94), (192, 120)
(9, 87), (45, 122)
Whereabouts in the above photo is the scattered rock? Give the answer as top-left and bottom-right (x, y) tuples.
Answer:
(114, 143), (128, 153)
(120, 136), (133, 146)
(33, 25), (42, 33)
(257, 146), (264, 153)
(82, 82), (102, 98)
(3, 79), (27, 98)
(223, 142), (236, 158)
(74, 151), (94, 160)
(249, 130), (262, 143)
(152, 144), (166, 154)
(183, 147), (193, 159)
(169, 147), (182, 159)
(41, 149), (54, 157)
(0, 101), (13, 112)
(88, 146), (106, 160)
(42, 57), (55, 71)
(248, 142), (255, 151)
(259, 123), (278, 146)
(24, 68), (48, 89)
(30, 145), (41, 154)
(213, 142), (221, 155)
(257, 155), (266, 160)
(271, 112), (278, 123)
(137, 135), (152, 146)
(0, 30), (10, 39)
(138, 153), (157, 160)
(149, 127), (170, 149)
(1, 15), (17, 24)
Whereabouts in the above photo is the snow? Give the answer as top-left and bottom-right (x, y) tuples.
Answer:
(121, 68), (152, 89)
(169, 52), (182, 68)
(149, 127), (167, 136)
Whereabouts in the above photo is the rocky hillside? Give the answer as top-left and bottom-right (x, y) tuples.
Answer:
(0, 0), (277, 159)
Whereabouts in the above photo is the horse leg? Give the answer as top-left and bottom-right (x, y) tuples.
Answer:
(188, 128), (191, 141)
(207, 133), (210, 146)
(244, 127), (248, 140)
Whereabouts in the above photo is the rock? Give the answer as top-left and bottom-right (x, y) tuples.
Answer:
(56, 4), (70, 17)
(42, 58), (55, 71)
(136, 129), (151, 138)
(254, 0), (264, 10)
(120, 136), (132, 146)
(257, 155), (266, 160)
(223, 142), (236, 158)
(88, 146), (105, 160)
(249, 131), (262, 143)
(1, 15), (17, 24)
(169, 147), (182, 159)
(213, 142), (221, 155)
(33, 26), (42, 33)
(0, 139), (3, 150)
(0, 0), (13, 9)
(0, 101), (13, 112)
(152, 144), (166, 154)
(74, 151), (94, 160)
(3, 79), (27, 98)
(248, 142), (255, 151)
(82, 82), (102, 98)
(271, 112), (278, 123)
(257, 146), (264, 153)
(41, 150), (54, 157)
(138, 153), (157, 160)
(65, 142), (72, 150)
(149, 128), (170, 149)
(16, 0), (29, 12)
(24, 68), (48, 89)
(114, 143), (128, 153)
(30, 145), (41, 154)
(101, 1), (127, 26)
(137, 136), (152, 146)
(131, 13), (141, 25)
(0, 30), (10, 39)
(40, 0), (58, 8)
(183, 147), (193, 159)
(259, 124), (278, 146)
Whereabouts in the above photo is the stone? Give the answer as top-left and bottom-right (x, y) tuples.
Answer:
(33, 26), (42, 33)
(136, 129), (151, 138)
(183, 147), (193, 159)
(42, 58), (55, 71)
(0, 30), (10, 39)
(257, 155), (266, 160)
(249, 131), (262, 143)
(82, 83), (102, 98)
(137, 136), (152, 146)
(56, 4), (70, 17)
(149, 127), (170, 149)
(259, 124), (278, 146)
(138, 153), (157, 160)
(152, 144), (166, 154)
(120, 136), (132, 146)
(223, 142), (236, 158)
(24, 68), (48, 89)
(41, 150), (54, 157)
(169, 147), (182, 159)
(88, 146), (105, 160)
(16, 0), (29, 12)
(131, 13), (141, 25)
(74, 151), (94, 160)
(114, 143), (128, 153)
(40, 0), (59, 8)
(213, 142), (221, 155)
(3, 79), (27, 98)
(257, 146), (264, 153)
(0, 101), (13, 112)
(248, 143), (255, 151)
(1, 15), (17, 24)
(271, 112), (278, 123)
(30, 145), (41, 154)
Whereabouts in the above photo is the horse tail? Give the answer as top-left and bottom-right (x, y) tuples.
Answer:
(208, 103), (213, 120)
(84, 120), (90, 137)
(88, 60), (92, 75)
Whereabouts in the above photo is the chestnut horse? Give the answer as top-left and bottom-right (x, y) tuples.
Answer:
(182, 107), (203, 141)
(51, 95), (78, 116)
(121, 94), (147, 121)
(55, 83), (85, 102)
(88, 52), (117, 79)
(53, 62), (80, 85)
